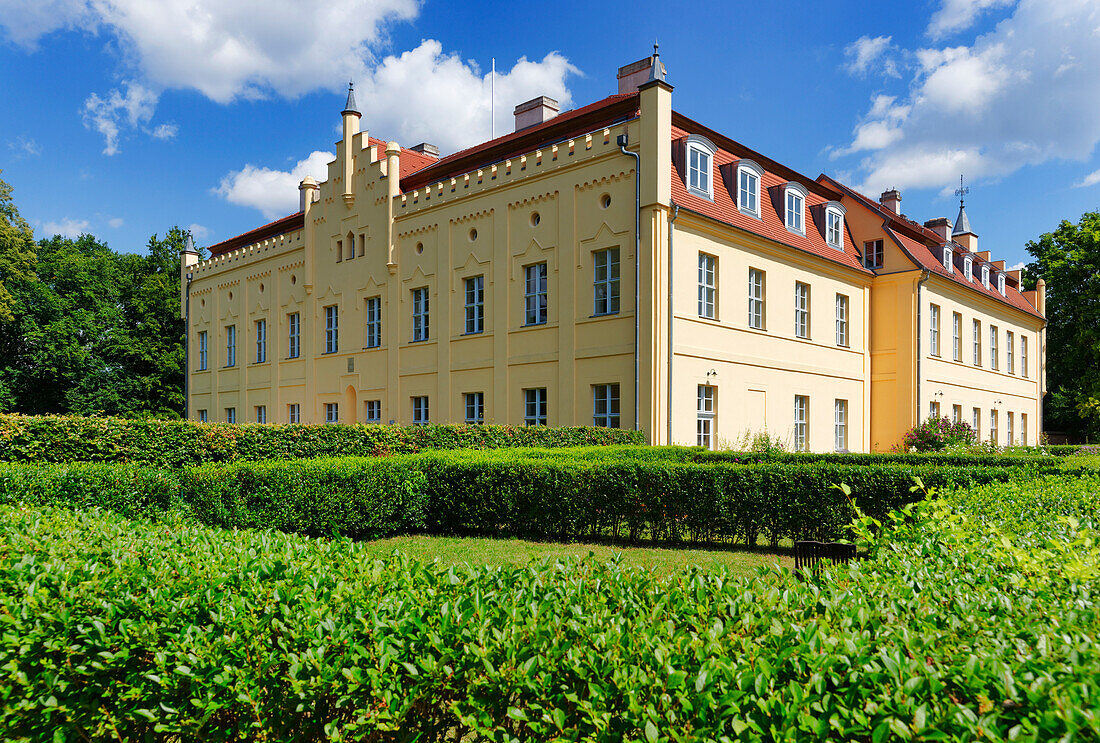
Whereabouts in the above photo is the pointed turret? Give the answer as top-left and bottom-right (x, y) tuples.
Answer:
(647, 41), (666, 84)
(342, 81), (360, 116)
(952, 176), (977, 251)
(340, 82), (362, 207)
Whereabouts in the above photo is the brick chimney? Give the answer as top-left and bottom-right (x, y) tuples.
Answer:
(924, 217), (951, 242)
(880, 189), (901, 214)
(514, 96), (559, 132)
(409, 142), (439, 157)
(617, 55), (667, 94)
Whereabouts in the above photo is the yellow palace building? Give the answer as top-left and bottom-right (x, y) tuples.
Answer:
(181, 49), (1046, 451)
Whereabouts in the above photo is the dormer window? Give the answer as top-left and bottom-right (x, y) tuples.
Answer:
(942, 246), (953, 273)
(824, 201), (846, 250)
(997, 273), (1006, 296)
(685, 135), (717, 200)
(784, 183), (807, 234)
(981, 265), (990, 289)
(964, 256), (973, 281)
(736, 159), (763, 217)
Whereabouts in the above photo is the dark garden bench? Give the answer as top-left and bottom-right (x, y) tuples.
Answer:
(793, 540), (857, 575)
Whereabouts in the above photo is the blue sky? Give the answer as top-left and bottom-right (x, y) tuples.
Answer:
(2, 0), (1099, 272)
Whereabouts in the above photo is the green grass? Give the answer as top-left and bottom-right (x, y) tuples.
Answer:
(361, 535), (791, 577)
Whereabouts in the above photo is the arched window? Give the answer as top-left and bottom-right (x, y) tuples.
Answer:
(824, 201), (846, 250)
(997, 273), (1006, 296)
(783, 183), (808, 235)
(981, 265), (990, 289)
(736, 159), (764, 218)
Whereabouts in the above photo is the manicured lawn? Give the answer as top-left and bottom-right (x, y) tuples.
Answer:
(361, 535), (791, 577)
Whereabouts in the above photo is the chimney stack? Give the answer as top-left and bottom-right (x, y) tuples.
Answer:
(924, 217), (952, 242)
(298, 176), (319, 214)
(409, 142), (439, 157)
(513, 96), (559, 132)
(618, 54), (667, 94)
(880, 189), (901, 214)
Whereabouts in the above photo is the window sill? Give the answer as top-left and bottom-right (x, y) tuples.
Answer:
(461, 331), (485, 337)
(686, 186), (713, 201)
(590, 311), (620, 319)
(738, 207), (761, 220)
(522, 321), (549, 328)
(409, 338), (431, 344)
(362, 345), (383, 350)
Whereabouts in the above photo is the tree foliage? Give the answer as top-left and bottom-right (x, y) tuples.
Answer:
(1025, 211), (1100, 438)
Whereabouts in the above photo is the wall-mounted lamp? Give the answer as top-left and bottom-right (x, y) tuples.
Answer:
(706, 369), (717, 378)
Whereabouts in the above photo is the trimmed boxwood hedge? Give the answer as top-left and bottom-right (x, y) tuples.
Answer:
(0, 414), (644, 467)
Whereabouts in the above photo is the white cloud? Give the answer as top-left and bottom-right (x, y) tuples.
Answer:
(107, 217), (124, 228)
(7, 136), (41, 158)
(40, 218), (90, 238)
(1006, 261), (1026, 272)
(1075, 168), (1100, 188)
(188, 223), (210, 239)
(834, 0), (1100, 196)
(81, 81), (160, 155)
(0, 0), (97, 48)
(151, 123), (178, 140)
(844, 35), (899, 78)
(927, 0), (1017, 39)
(213, 151), (332, 219)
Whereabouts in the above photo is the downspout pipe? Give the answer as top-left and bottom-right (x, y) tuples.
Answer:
(184, 269), (193, 421)
(618, 132), (641, 433)
(668, 201), (679, 445)
(915, 270), (931, 426)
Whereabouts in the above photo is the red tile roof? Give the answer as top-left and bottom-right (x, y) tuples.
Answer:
(206, 212), (304, 257)
(820, 175), (1043, 319)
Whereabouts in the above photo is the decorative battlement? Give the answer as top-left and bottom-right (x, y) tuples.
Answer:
(191, 229), (304, 279)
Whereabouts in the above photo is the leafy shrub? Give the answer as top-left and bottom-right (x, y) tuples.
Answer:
(0, 414), (643, 466)
(902, 415), (976, 451)
(0, 462), (179, 519)
(2, 475), (1098, 741)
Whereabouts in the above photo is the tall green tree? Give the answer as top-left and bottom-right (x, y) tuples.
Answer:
(1025, 211), (1100, 439)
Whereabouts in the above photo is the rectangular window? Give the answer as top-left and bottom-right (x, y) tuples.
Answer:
(524, 263), (548, 326)
(593, 248), (620, 315)
(365, 400), (381, 423)
(1007, 411), (1014, 446)
(826, 210), (844, 248)
(834, 399), (848, 452)
(255, 319), (266, 363)
(225, 407), (236, 424)
(197, 331), (208, 371)
(973, 319), (981, 366)
(198, 409), (208, 423)
(358, 234), (365, 257)
(748, 268), (764, 329)
(835, 294), (849, 347)
(952, 404), (962, 423)
(464, 277), (484, 334)
(990, 409), (998, 443)
(1021, 336), (1029, 378)
(929, 304), (940, 357)
(593, 384), (621, 428)
(1021, 413), (1028, 445)
(324, 403), (338, 424)
(412, 287), (429, 341)
(972, 407), (981, 439)
(324, 305), (338, 354)
(365, 297), (382, 348)
(930, 400), (940, 418)
(794, 395), (809, 452)
(990, 325), (999, 370)
(412, 396), (429, 425)
(698, 253), (717, 319)
(863, 239), (884, 269)
(952, 312), (962, 362)
(1007, 332), (1015, 374)
(697, 385), (716, 449)
(225, 325), (236, 367)
(794, 282), (810, 339)
(785, 190), (804, 232)
(524, 388), (548, 426)
(255, 405), (266, 424)
(288, 312), (300, 359)
(336, 239), (342, 263)
(288, 403), (300, 424)
(739, 168), (759, 214)
(464, 392), (484, 425)
(688, 146), (711, 196)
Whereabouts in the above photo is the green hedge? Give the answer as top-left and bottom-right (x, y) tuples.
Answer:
(0, 414), (644, 466)
(2, 476), (1097, 741)
(0, 462), (179, 519)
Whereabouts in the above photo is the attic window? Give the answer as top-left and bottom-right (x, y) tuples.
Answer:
(784, 183), (807, 235)
(736, 159), (763, 217)
(981, 265), (990, 289)
(964, 256), (973, 281)
(997, 273), (1006, 296)
(685, 135), (717, 200)
(943, 246), (953, 273)
(824, 201), (846, 250)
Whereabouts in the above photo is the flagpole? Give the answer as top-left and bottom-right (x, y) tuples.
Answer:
(491, 57), (495, 139)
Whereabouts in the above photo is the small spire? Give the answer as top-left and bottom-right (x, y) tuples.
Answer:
(952, 175), (974, 236)
(183, 232), (195, 253)
(342, 81), (360, 116)
(647, 40), (666, 83)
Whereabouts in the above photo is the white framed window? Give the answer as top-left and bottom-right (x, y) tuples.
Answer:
(1021, 336), (1028, 378)
(1021, 413), (1028, 445)
(794, 281), (810, 339)
(325, 402), (339, 424)
(952, 312), (962, 362)
(737, 159), (763, 217)
(197, 330), (208, 371)
(593, 248), (620, 315)
(863, 239), (884, 269)
(952, 404), (962, 424)
(324, 305), (338, 354)
(990, 325), (999, 370)
(835, 293), (849, 347)
(973, 319), (981, 366)
(255, 319), (266, 363)
(972, 407), (981, 438)
(365, 297), (382, 348)
(981, 265), (990, 289)
(198, 409), (208, 423)
(412, 287), (429, 341)
(929, 304), (941, 357)
(1007, 332), (1015, 374)
(834, 399), (848, 452)
(698, 253), (717, 319)
(697, 385), (716, 449)
(593, 384), (621, 428)
(1007, 411), (1014, 445)
(255, 405), (266, 424)
(997, 273), (1006, 296)
(825, 202), (845, 250)
(784, 183), (807, 234)
(930, 400), (940, 418)
(990, 409), (998, 443)
(464, 277), (484, 334)
(412, 396), (429, 425)
(464, 392), (484, 424)
(964, 256), (973, 282)
(794, 395), (809, 452)
(685, 135), (716, 199)
(524, 263), (548, 326)
(225, 407), (236, 424)
(225, 325), (236, 367)
(943, 246), (953, 273)
(287, 403), (300, 424)
(748, 268), (765, 329)
(524, 388), (547, 426)
(287, 313), (300, 359)
(365, 400), (381, 423)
